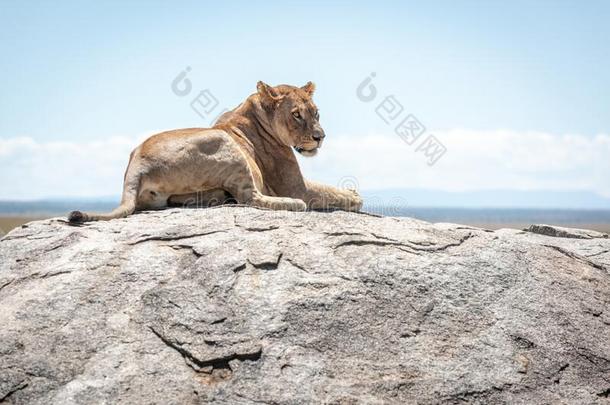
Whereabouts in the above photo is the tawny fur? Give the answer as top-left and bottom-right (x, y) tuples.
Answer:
(68, 81), (362, 223)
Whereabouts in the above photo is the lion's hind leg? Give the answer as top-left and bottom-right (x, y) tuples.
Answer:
(137, 188), (170, 210)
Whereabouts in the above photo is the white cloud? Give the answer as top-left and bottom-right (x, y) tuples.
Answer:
(0, 132), (153, 200)
(299, 130), (610, 197)
(0, 130), (609, 200)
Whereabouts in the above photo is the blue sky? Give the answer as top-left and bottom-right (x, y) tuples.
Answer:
(1, 1), (609, 207)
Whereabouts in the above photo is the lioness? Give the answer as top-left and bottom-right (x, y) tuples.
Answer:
(68, 81), (362, 223)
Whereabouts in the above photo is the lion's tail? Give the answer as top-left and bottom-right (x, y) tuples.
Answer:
(68, 158), (141, 223)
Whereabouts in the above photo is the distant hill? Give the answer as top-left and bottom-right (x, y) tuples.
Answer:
(0, 190), (609, 232)
(361, 189), (610, 210)
(1, 189), (608, 216)
(0, 198), (118, 216)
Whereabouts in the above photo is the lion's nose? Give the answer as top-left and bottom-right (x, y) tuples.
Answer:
(313, 130), (325, 141)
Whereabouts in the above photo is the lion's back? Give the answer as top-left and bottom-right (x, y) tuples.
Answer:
(139, 128), (236, 158)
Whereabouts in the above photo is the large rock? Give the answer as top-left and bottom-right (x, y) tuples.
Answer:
(0, 207), (609, 404)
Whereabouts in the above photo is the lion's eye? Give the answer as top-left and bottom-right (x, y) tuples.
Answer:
(315, 110), (319, 120)
(292, 111), (302, 120)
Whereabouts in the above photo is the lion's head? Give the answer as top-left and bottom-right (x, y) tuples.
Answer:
(256, 81), (325, 157)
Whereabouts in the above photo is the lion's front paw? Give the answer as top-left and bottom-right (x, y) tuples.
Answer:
(294, 199), (307, 211)
(280, 198), (306, 211)
(346, 189), (363, 212)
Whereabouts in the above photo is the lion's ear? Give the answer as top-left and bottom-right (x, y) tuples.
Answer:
(257, 81), (282, 103)
(301, 81), (316, 96)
